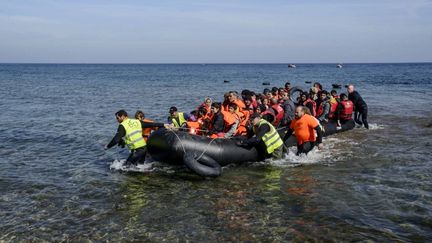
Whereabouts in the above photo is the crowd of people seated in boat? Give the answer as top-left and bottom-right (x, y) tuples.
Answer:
(105, 82), (368, 165)
(163, 82), (366, 139)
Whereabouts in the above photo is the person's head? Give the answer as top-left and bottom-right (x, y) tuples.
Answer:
(271, 87), (279, 94)
(228, 91), (237, 102)
(301, 92), (309, 101)
(255, 104), (266, 114)
(204, 97), (212, 107)
(228, 103), (237, 113)
(295, 106), (306, 119)
(262, 98), (269, 106)
(198, 106), (207, 117)
(211, 102), (221, 113)
(340, 93), (348, 100)
(243, 96), (252, 106)
(223, 92), (230, 101)
(263, 88), (270, 94)
(250, 112), (261, 126)
(115, 110), (128, 123)
(313, 82), (322, 91)
(347, 84), (355, 93)
(169, 106), (178, 117)
(320, 90), (328, 100)
(310, 87), (318, 95)
(281, 92), (289, 100)
(135, 110), (145, 121)
(285, 82), (291, 90)
(279, 88), (286, 96)
(241, 90), (252, 100)
(330, 90), (338, 97)
(265, 91), (273, 99)
(270, 98), (278, 105)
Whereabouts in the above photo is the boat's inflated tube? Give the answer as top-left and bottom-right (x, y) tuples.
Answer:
(147, 120), (355, 177)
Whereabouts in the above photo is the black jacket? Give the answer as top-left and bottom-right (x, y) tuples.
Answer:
(244, 123), (271, 146)
(209, 111), (225, 134)
(348, 91), (367, 110)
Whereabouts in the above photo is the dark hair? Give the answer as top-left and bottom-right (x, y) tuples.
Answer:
(115, 110), (128, 117)
(321, 90), (328, 95)
(263, 88), (270, 94)
(228, 103), (237, 110)
(211, 102), (221, 109)
(331, 90), (337, 95)
(313, 82), (323, 90)
(262, 113), (274, 123)
(301, 92), (309, 99)
(340, 93), (348, 99)
(285, 82), (291, 87)
(243, 95), (252, 102)
(135, 110), (144, 120)
(241, 89), (252, 97)
(256, 104), (266, 113)
(169, 106), (178, 113)
(271, 87), (278, 92)
(198, 107), (207, 115)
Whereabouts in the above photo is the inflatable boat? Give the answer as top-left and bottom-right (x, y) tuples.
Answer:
(147, 120), (355, 177)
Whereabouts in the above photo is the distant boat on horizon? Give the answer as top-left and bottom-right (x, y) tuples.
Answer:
(288, 64), (296, 68)
(336, 63), (343, 68)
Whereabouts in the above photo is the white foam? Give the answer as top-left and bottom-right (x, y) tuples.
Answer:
(269, 136), (355, 167)
(109, 159), (155, 172)
(368, 123), (385, 130)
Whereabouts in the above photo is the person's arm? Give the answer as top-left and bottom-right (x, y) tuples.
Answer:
(283, 128), (294, 142)
(314, 125), (323, 145)
(106, 125), (125, 149)
(140, 120), (165, 128)
(335, 103), (343, 125)
(224, 120), (239, 138)
(243, 124), (270, 146)
(317, 102), (330, 122)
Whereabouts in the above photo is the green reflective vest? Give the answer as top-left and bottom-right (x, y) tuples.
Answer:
(253, 119), (283, 154)
(169, 112), (187, 127)
(121, 118), (146, 150)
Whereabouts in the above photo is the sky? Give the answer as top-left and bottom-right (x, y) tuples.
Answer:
(0, 0), (431, 63)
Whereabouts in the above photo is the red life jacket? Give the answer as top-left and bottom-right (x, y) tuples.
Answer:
(271, 104), (284, 127)
(261, 108), (276, 124)
(328, 101), (338, 119)
(340, 100), (354, 120)
(316, 102), (323, 117)
(303, 99), (316, 116)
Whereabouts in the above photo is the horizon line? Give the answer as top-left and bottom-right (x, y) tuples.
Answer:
(0, 61), (431, 65)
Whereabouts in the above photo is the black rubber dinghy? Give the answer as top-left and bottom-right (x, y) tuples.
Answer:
(147, 120), (355, 177)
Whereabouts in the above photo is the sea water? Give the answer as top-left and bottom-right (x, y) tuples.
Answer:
(0, 63), (431, 241)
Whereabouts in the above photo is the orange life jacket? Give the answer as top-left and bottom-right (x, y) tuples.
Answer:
(142, 119), (158, 142)
(221, 110), (238, 133)
(234, 111), (248, 136)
